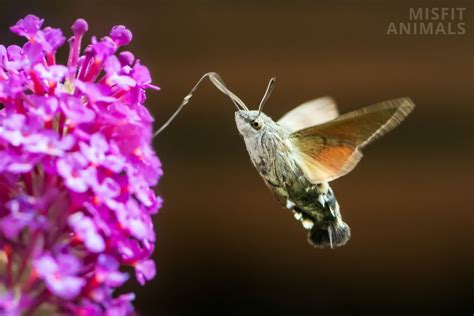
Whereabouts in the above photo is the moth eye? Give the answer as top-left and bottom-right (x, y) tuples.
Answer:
(251, 120), (262, 130)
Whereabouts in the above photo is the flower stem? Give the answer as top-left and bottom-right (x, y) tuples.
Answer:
(15, 230), (41, 284)
(4, 244), (13, 288)
(25, 288), (49, 316)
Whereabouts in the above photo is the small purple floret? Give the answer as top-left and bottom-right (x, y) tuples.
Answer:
(135, 259), (156, 286)
(10, 15), (44, 38)
(34, 254), (86, 300)
(118, 51), (135, 66)
(72, 18), (88, 35)
(110, 25), (133, 47)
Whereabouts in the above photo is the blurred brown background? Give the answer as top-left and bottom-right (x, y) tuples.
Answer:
(1, 0), (473, 315)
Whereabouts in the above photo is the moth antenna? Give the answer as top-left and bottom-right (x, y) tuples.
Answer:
(256, 77), (276, 119)
(153, 72), (248, 137)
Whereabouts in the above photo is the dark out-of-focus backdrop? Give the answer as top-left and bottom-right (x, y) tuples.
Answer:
(1, 1), (473, 315)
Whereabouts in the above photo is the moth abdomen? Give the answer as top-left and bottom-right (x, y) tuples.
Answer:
(286, 181), (350, 248)
(308, 220), (351, 248)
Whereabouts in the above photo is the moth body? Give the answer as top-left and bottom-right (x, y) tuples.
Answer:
(235, 111), (350, 248)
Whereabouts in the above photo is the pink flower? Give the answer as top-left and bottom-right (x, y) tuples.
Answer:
(0, 15), (161, 315)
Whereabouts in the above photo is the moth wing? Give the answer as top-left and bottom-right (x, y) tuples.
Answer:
(277, 97), (339, 133)
(290, 97), (415, 183)
(290, 139), (363, 184)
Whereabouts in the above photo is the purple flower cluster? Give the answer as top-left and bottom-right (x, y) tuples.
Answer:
(0, 15), (162, 315)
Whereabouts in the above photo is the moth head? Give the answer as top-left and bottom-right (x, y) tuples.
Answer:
(235, 77), (277, 137)
(235, 110), (273, 137)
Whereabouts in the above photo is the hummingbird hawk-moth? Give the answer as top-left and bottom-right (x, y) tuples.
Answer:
(155, 72), (415, 248)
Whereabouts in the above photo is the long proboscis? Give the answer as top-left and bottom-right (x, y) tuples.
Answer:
(153, 72), (248, 137)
